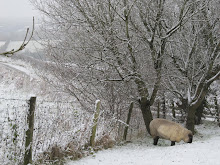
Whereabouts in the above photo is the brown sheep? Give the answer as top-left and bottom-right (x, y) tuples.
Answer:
(149, 118), (193, 146)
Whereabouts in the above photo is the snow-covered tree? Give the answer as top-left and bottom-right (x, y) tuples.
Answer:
(32, 0), (210, 134)
(164, 0), (219, 133)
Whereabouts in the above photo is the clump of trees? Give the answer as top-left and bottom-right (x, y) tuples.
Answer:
(31, 0), (219, 134)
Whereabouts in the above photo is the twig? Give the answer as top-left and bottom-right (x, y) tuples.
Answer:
(0, 17), (35, 57)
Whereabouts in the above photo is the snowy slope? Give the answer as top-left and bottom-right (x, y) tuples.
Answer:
(0, 56), (44, 100)
(0, 56), (83, 164)
(0, 56), (68, 101)
(66, 122), (220, 165)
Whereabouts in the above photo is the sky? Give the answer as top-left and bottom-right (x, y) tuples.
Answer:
(0, 0), (39, 19)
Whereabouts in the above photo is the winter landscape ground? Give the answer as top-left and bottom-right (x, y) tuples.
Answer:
(0, 53), (219, 165)
(66, 121), (220, 165)
(1, 1), (219, 164)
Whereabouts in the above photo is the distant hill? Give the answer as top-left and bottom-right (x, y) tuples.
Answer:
(0, 17), (39, 41)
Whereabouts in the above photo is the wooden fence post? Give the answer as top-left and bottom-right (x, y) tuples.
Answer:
(24, 97), (36, 165)
(90, 100), (101, 147)
(123, 102), (134, 141)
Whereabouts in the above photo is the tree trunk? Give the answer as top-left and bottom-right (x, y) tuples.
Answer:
(157, 101), (160, 118)
(187, 87), (208, 133)
(90, 100), (101, 147)
(139, 97), (153, 134)
(195, 100), (204, 125)
(171, 101), (176, 119)
(186, 106), (196, 134)
(162, 96), (166, 119)
(123, 102), (134, 141)
(214, 96), (220, 127)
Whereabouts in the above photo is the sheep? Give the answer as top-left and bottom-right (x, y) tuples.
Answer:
(149, 118), (193, 146)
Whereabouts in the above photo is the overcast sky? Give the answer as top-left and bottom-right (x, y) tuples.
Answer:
(0, 0), (39, 19)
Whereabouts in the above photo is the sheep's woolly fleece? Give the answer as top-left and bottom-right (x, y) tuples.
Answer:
(149, 118), (192, 143)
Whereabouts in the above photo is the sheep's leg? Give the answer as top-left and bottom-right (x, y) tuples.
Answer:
(153, 136), (159, 145)
(171, 141), (175, 146)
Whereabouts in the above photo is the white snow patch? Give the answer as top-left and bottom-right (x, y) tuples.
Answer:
(96, 100), (101, 105)
(66, 122), (220, 165)
(0, 41), (5, 47)
(0, 61), (38, 79)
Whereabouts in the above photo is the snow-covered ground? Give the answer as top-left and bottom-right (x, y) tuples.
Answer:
(66, 122), (220, 165)
(0, 56), (45, 100)
(0, 56), (70, 100)
(0, 56), (86, 164)
(0, 53), (219, 165)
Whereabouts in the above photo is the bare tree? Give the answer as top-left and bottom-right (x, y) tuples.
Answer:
(32, 0), (208, 134)
(164, 0), (219, 133)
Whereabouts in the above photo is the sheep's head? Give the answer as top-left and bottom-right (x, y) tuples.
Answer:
(183, 130), (193, 143)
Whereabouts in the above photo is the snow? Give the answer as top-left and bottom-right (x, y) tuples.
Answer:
(0, 41), (5, 47)
(0, 61), (38, 79)
(96, 100), (101, 105)
(0, 54), (219, 165)
(66, 122), (220, 165)
(0, 56), (42, 100)
(0, 56), (93, 164)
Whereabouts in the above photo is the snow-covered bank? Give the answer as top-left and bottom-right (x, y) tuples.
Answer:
(0, 56), (71, 101)
(66, 122), (220, 165)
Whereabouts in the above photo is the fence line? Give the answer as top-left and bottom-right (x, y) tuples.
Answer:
(0, 96), (91, 164)
(0, 98), (29, 165)
(3, 96), (218, 164)
(0, 96), (148, 164)
(0, 97), (29, 101)
(0, 97), (80, 104)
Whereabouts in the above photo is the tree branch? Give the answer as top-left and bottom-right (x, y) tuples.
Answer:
(0, 17), (35, 56)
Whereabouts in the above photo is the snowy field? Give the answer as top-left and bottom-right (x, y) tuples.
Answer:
(66, 122), (220, 165)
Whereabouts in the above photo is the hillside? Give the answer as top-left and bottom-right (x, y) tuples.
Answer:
(0, 56), (45, 99)
(0, 55), (70, 101)
(0, 17), (39, 41)
(0, 55), (86, 165)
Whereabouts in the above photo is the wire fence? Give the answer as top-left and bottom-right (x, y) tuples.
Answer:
(0, 97), (95, 165)
(33, 99), (92, 162)
(0, 96), (152, 164)
(0, 98), (29, 165)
